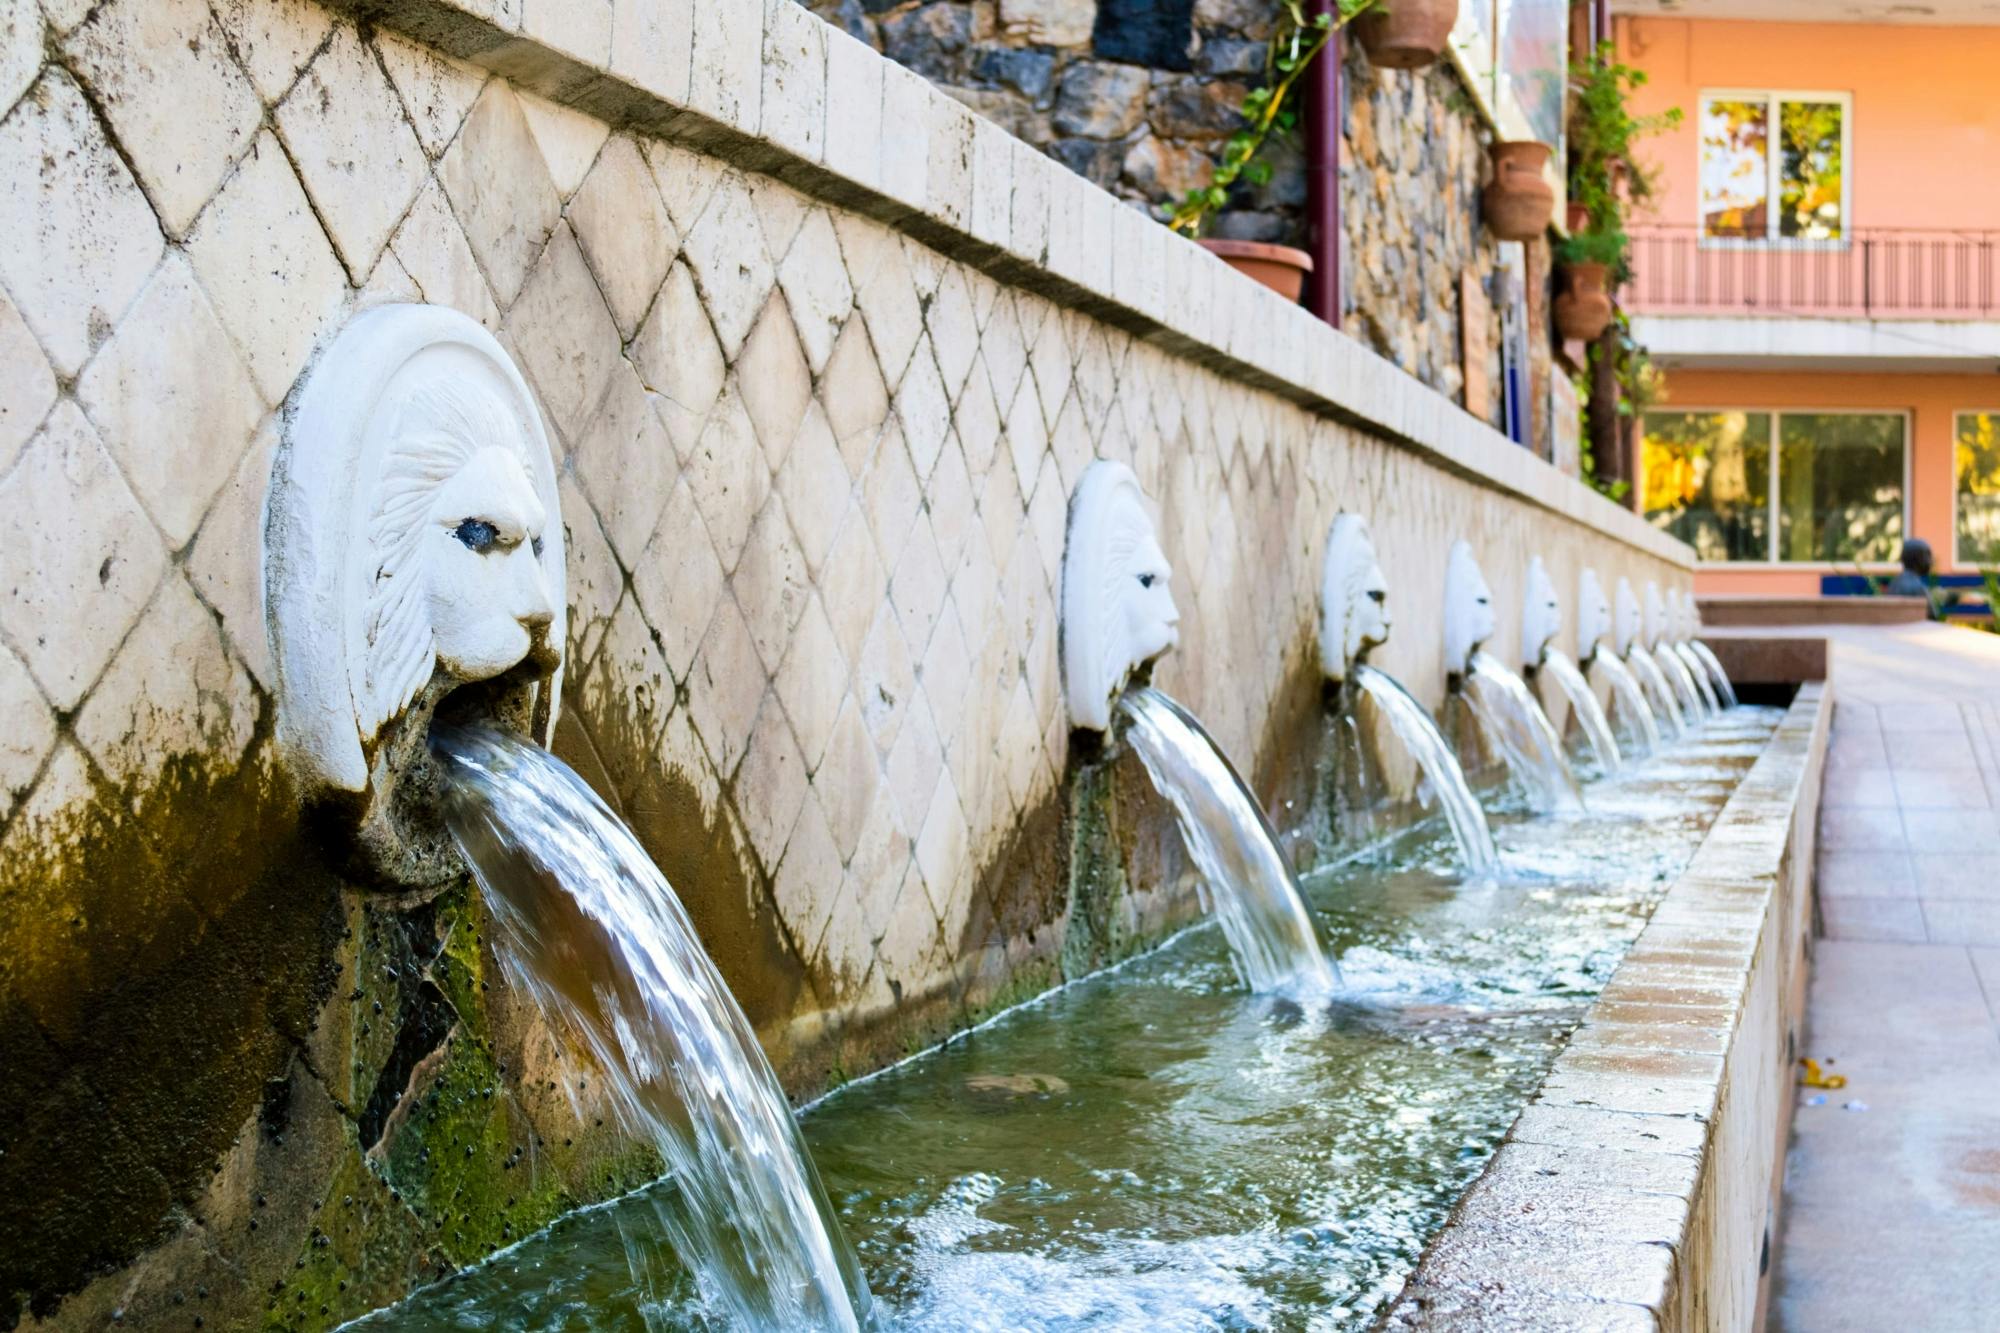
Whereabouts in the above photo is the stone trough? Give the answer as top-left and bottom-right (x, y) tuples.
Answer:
(1384, 684), (1832, 1329)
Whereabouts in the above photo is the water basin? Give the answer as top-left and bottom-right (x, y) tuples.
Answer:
(357, 708), (1781, 1331)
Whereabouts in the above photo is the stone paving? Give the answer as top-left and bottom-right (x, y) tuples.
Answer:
(1775, 621), (2000, 1330)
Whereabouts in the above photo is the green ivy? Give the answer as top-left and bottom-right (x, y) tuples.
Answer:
(1168, 0), (1379, 236)
(1564, 42), (1680, 283)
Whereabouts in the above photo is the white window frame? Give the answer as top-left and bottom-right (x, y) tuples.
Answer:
(1642, 406), (1911, 569)
(1696, 89), (1855, 249)
(1952, 409), (2000, 570)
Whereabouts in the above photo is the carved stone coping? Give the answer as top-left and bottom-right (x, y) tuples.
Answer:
(1383, 684), (1832, 1329)
(319, 0), (1692, 570)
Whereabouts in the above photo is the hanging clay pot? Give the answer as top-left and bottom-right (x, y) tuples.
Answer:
(1354, 0), (1459, 70)
(1483, 141), (1556, 241)
(1566, 201), (1591, 234)
(1199, 239), (1315, 303)
(1555, 261), (1615, 341)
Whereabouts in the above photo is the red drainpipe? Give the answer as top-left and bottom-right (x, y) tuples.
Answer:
(1303, 2), (1342, 326)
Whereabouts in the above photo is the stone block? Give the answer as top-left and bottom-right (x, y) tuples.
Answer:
(63, 0), (262, 238)
(762, 0), (828, 161)
(275, 24), (428, 278)
(0, 70), (164, 375)
(998, 0), (1098, 47)
(0, 402), (168, 710)
(437, 81), (562, 306)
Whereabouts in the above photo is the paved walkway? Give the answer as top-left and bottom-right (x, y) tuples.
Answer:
(1771, 622), (2000, 1331)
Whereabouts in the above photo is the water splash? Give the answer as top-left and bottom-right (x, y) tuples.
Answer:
(1534, 648), (1621, 775)
(1625, 647), (1687, 737)
(1673, 641), (1722, 714)
(1687, 639), (1739, 708)
(1118, 687), (1338, 994)
(431, 726), (872, 1331)
(1589, 651), (1662, 756)
(1461, 652), (1583, 814)
(1352, 666), (1498, 875)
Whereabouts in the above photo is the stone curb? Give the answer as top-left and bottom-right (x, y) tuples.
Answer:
(1383, 683), (1832, 1330)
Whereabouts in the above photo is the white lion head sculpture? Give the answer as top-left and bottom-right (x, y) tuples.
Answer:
(1319, 513), (1391, 683)
(1061, 460), (1180, 732)
(1671, 587), (1702, 642)
(1614, 578), (1644, 658)
(1644, 581), (1670, 649)
(1443, 540), (1497, 680)
(269, 305), (565, 881)
(1521, 555), (1562, 670)
(1577, 568), (1612, 662)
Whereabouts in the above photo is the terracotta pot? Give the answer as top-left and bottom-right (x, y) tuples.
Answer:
(1555, 261), (1615, 341)
(1354, 0), (1459, 70)
(1566, 201), (1590, 234)
(1199, 239), (1314, 303)
(1483, 141), (1556, 241)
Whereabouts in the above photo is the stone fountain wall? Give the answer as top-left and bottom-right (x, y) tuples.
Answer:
(0, 0), (1687, 1327)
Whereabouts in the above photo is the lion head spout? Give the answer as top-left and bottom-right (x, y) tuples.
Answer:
(1644, 581), (1671, 649)
(1521, 555), (1562, 671)
(1061, 461), (1180, 732)
(1614, 578), (1644, 658)
(1319, 513), (1391, 684)
(269, 304), (566, 887)
(1576, 569), (1613, 663)
(1443, 540), (1497, 682)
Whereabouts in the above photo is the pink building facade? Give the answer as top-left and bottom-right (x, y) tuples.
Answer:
(1615, 5), (2000, 600)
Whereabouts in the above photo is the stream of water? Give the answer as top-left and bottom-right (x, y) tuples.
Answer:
(1589, 651), (1662, 756)
(1535, 648), (1621, 775)
(1673, 642), (1721, 714)
(1461, 651), (1583, 814)
(430, 726), (872, 1331)
(1625, 647), (1688, 737)
(1119, 687), (1338, 995)
(1352, 666), (1498, 876)
(1688, 640), (1739, 709)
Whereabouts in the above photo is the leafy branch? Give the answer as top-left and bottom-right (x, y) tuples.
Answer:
(1561, 41), (1681, 281)
(1167, 0), (1379, 236)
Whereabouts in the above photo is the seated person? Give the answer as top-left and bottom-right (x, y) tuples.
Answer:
(1884, 539), (1939, 617)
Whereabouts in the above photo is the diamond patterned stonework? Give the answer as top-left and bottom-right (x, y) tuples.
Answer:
(0, 4), (1702, 1324)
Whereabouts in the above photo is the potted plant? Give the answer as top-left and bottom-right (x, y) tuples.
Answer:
(1169, 0), (1379, 300)
(1354, 0), (1458, 70)
(1482, 141), (1556, 241)
(1554, 228), (1621, 341)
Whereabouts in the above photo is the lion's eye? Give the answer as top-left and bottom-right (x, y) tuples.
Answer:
(531, 535), (544, 558)
(1368, 590), (1387, 605)
(1137, 572), (1156, 589)
(453, 519), (498, 552)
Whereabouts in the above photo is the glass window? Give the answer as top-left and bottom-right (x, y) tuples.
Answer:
(1643, 411), (1905, 563)
(1777, 414), (1903, 562)
(1958, 412), (2000, 565)
(1642, 412), (1773, 561)
(1700, 100), (1770, 239)
(1701, 93), (1847, 240)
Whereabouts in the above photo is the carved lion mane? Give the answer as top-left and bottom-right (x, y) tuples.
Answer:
(363, 378), (537, 736)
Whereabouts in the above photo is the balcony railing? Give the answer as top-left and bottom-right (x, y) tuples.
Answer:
(1625, 226), (2000, 320)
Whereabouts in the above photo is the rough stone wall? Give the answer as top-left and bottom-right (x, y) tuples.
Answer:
(813, 0), (1557, 446)
(1341, 41), (1507, 427)
(0, 0), (1683, 1327)
(801, 0), (1270, 223)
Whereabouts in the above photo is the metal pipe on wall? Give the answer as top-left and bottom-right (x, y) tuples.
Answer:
(1304, 2), (1342, 326)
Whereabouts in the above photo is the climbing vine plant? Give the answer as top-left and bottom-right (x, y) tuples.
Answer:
(1167, 0), (1379, 236)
